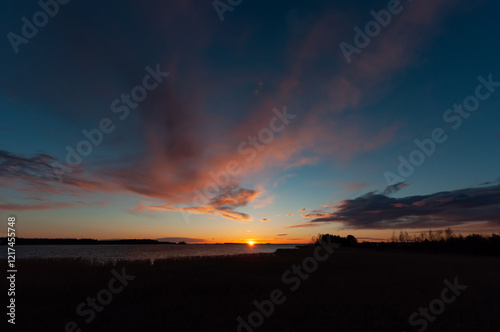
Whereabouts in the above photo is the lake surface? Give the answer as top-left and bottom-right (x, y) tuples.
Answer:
(0, 244), (300, 262)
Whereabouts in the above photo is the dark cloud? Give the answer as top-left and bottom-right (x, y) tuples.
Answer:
(0, 150), (61, 182)
(309, 183), (500, 229)
(0, 150), (116, 210)
(0, 149), (106, 196)
(383, 181), (410, 195)
(479, 178), (500, 186)
(276, 234), (288, 236)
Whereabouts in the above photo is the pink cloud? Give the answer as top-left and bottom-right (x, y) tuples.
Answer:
(0, 0), (461, 221)
(136, 186), (258, 221)
(302, 212), (328, 219)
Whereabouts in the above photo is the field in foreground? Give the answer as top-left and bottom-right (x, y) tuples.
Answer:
(3, 248), (500, 332)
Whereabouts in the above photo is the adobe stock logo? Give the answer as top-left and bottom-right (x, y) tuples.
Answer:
(7, 0), (71, 54)
(212, 0), (243, 22)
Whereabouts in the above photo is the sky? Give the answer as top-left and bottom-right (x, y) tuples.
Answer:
(0, 0), (499, 243)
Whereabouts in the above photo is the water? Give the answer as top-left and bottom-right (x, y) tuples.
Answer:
(0, 244), (300, 262)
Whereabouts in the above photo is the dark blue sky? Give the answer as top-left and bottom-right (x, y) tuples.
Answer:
(1, 0), (499, 242)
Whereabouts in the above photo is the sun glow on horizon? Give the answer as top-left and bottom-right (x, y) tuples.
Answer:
(247, 240), (255, 246)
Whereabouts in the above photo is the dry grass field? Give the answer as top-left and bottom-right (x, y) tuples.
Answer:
(3, 247), (500, 331)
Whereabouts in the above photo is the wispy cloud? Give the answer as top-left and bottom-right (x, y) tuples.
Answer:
(0, 150), (112, 198)
(137, 186), (258, 221)
(0, 0), (471, 222)
(301, 209), (327, 218)
(285, 223), (321, 229)
(383, 181), (411, 195)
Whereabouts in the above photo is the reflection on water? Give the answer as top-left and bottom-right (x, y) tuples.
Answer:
(0, 244), (300, 262)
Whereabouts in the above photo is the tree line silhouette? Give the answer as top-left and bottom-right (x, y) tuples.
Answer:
(371, 228), (500, 256)
(0, 238), (176, 245)
(313, 229), (500, 256)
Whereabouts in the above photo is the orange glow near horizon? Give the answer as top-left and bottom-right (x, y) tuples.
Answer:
(247, 240), (255, 246)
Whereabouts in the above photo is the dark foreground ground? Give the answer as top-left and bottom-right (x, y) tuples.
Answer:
(2, 247), (500, 332)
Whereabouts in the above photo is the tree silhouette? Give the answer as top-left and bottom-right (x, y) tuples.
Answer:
(314, 234), (358, 247)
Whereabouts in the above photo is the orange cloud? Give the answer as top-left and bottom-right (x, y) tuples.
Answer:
(285, 223), (321, 229)
(0, 0), (459, 220)
(137, 186), (258, 221)
(302, 212), (328, 219)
